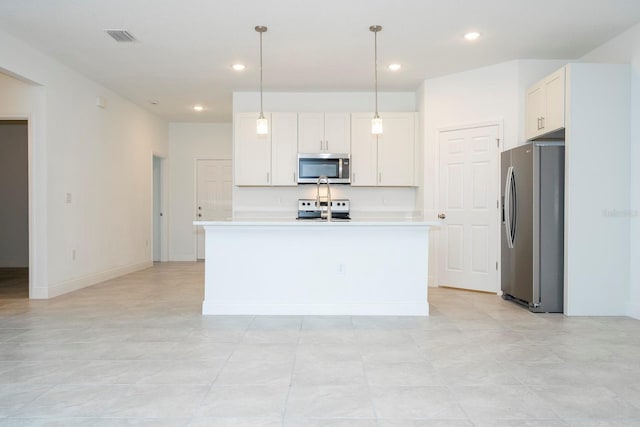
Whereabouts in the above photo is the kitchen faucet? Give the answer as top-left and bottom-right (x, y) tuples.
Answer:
(316, 175), (332, 221)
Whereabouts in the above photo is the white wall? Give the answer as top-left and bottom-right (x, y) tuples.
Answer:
(563, 63), (630, 316)
(0, 121), (28, 267)
(168, 123), (232, 261)
(581, 23), (640, 319)
(233, 91), (416, 113)
(420, 59), (566, 287)
(0, 28), (168, 298)
(232, 91), (419, 217)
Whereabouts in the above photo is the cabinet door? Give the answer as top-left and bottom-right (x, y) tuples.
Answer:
(378, 113), (415, 186)
(543, 67), (565, 135)
(350, 113), (378, 186)
(271, 113), (298, 186)
(298, 113), (324, 153)
(234, 113), (271, 186)
(324, 113), (351, 153)
(525, 83), (544, 140)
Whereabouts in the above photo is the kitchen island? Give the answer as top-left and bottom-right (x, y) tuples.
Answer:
(194, 219), (438, 316)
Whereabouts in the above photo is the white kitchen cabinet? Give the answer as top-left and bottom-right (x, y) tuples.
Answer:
(525, 67), (566, 140)
(234, 112), (298, 186)
(350, 112), (416, 187)
(298, 112), (350, 153)
(270, 113), (299, 186)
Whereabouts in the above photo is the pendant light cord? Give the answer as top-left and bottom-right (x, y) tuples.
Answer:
(259, 30), (264, 116)
(374, 29), (378, 116)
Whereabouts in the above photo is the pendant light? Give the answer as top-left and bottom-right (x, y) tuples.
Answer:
(370, 25), (383, 135)
(255, 25), (268, 135)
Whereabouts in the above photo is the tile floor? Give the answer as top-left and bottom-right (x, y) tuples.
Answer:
(0, 262), (639, 426)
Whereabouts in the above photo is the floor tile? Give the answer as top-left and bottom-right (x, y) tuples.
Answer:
(0, 384), (52, 416)
(450, 385), (558, 420)
(197, 385), (289, 418)
(370, 386), (466, 420)
(12, 384), (128, 417)
(214, 359), (294, 385)
(189, 418), (282, 427)
(1, 265), (640, 425)
(292, 360), (366, 385)
(364, 361), (441, 386)
(105, 384), (209, 418)
(285, 385), (375, 419)
(530, 385), (640, 420)
(284, 419), (377, 426)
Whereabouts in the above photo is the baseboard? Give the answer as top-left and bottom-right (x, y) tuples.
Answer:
(629, 302), (640, 320)
(34, 261), (153, 299)
(428, 274), (437, 287)
(170, 254), (197, 262)
(202, 301), (430, 316)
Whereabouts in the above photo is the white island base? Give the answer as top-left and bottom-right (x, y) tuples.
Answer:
(195, 220), (436, 316)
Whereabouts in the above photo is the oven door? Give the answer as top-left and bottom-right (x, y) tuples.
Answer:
(297, 154), (350, 184)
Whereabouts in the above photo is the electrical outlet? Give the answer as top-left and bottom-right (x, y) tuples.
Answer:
(66, 193), (72, 204)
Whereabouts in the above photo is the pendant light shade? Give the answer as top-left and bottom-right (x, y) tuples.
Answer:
(370, 25), (383, 135)
(255, 25), (268, 135)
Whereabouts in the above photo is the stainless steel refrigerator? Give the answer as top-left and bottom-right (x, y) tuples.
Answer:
(501, 141), (564, 313)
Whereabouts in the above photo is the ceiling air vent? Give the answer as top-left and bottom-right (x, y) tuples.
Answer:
(105, 30), (137, 43)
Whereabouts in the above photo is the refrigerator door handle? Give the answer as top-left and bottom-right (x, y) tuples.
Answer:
(504, 166), (514, 249)
(510, 168), (517, 247)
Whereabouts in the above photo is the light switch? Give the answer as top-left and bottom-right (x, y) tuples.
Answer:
(66, 193), (72, 204)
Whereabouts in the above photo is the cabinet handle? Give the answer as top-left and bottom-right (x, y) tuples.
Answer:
(379, 172), (382, 183)
(320, 140), (323, 151)
(266, 172), (270, 183)
(537, 117), (541, 130)
(352, 173), (356, 184)
(293, 171), (296, 183)
(541, 116), (545, 129)
(325, 140), (328, 151)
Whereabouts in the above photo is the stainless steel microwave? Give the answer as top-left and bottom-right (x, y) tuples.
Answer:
(297, 153), (350, 184)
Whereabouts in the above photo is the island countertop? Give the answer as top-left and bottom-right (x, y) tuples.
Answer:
(194, 218), (440, 227)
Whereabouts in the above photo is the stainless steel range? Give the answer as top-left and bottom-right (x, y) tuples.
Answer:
(297, 199), (350, 220)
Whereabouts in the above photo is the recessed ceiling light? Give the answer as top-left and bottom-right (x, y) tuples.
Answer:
(388, 63), (401, 71)
(464, 31), (481, 41)
(193, 105), (204, 112)
(232, 64), (246, 71)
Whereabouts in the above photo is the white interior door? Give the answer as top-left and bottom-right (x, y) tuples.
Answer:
(196, 159), (232, 260)
(438, 124), (500, 293)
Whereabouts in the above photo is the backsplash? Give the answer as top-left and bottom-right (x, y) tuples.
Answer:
(233, 186), (419, 219)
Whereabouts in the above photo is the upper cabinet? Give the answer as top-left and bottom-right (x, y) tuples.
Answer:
(525, 67), (566, 140)
(234, 112), (298, 186)
(350, 112), (416, 187)
(298, 112), (350, 153)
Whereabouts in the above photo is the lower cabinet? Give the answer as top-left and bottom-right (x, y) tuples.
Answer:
(350, 112), (416, 187)
(234, 112), (298, 186)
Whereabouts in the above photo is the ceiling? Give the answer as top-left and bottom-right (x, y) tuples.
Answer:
(1, 0), (639, 123)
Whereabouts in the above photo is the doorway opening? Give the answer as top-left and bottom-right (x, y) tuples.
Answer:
(0, 120), (29, 299)
(152, 155), (166, 263)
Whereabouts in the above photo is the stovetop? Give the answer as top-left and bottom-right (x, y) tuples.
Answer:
(297, 199), (350, 220)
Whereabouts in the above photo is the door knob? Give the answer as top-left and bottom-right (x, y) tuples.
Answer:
(198, 213), (202, 218)
(198, 206), (202, 210)
(438, 213), (446, 219)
